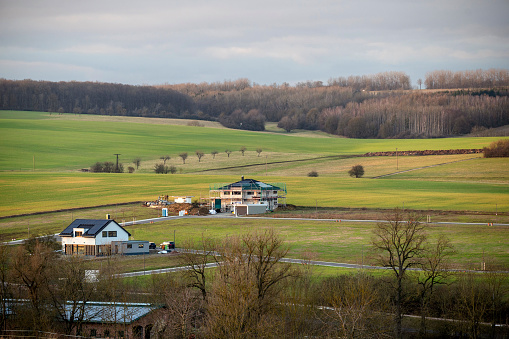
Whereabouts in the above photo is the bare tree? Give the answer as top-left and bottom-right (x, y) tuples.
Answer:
(240, 146), (246, 156)
(323, 273), (391, 338)
(178, 236), (217, 301)
(225, 149), (232, 158)
(211, 150), (218, 159)
(371, 209), (427, 339)
(179, 152), (188, 164)
(160, 155), (170, 165)
(150, 274), (202, 339)
(256, 148), (262, 157)
(12, 241), (57, 332)
(50, 255), (97, 335)
(416, 236), (454, 337)
(417, 78), (423, 90)
(195, 150), (205, 162)
(205, 229), (299, 337)
(133, 157), (141, 169)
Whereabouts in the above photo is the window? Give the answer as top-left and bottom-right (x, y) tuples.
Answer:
(223, 191), (230, 195)
(127, 244), (132, 249)
(108, 231), (117, 237)
(90, 329), (97, 337)
(102, 231), (107, 237)
(75, 231), (83, 237)
(138, 243), (144, 248)
(118, 331), (125, 338)
(104, 330), (110, 338)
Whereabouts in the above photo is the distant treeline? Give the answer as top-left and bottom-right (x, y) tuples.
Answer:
(1, 68), (508, 138)
(0, 79), (195, 118)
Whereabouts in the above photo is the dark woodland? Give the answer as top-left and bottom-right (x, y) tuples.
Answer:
(1, 68), (508, 138)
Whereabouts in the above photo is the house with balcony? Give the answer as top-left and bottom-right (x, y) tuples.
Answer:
(209, 177), (286, 214)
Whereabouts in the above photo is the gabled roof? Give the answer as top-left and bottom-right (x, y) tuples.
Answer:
(217, 178), (281, 191)
(59, 219), (131, 238)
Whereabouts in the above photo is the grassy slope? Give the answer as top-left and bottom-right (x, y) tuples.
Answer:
(0, 110), (501, 171)
(0, 110), (507, 216)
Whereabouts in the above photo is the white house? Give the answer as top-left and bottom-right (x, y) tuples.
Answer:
(59, 219), (131, 256)
(209, 177), (287, 213)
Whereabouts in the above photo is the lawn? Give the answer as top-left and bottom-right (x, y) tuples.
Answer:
(124, 217), (509, 269)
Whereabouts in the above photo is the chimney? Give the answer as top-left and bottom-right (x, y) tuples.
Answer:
(241, 176), (244, 181)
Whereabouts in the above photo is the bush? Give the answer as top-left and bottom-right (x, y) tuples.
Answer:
(483, 139), (509, 158)
(348, 164), (364, 178)
(154, 164), (177, 174)
(128, 166), (135, 173)
(308, 171), (319, 177)
(90, 161), (123, 173)
(154, 163), (169, 174)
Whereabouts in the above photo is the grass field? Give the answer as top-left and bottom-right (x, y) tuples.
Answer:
(0, 110), (502, 171)
(1, 110), (508, 273)
(124, 217), (509, 269)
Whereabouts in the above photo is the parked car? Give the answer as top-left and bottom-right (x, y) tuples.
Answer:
(158, 250), (168, 254)
(149, 242), (156, 249)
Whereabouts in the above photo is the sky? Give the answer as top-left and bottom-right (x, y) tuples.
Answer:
(0, 0), (508, 87)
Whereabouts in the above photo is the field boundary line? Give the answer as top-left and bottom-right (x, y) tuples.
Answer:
(371, 156), (481, 179)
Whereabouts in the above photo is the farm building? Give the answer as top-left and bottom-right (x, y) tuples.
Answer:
(59, 219), (138, 256)
(1, 300), (161, 339)
(209, 177), (286, 214)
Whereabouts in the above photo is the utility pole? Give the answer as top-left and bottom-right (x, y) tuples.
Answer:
(396, 148), (398, 170)
(114, 153), (121, 172)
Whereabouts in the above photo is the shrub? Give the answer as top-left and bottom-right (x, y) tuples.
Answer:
(483, 139), (509, 158)
(128, 166), (135, 173)
(308, 171), (319, 177)
(348, 164), (365, 178)
(168, 165), (177, 174)
(154, 163), (169, 174)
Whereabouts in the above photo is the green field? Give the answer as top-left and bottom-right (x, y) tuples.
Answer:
(0, 111), (508, 217)
(0, 110), (501, 171)
(1, 110), (508, 271)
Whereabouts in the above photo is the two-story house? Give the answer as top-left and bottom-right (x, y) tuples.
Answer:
(59, 219), (131, 256)
(209, 177), (286, 213)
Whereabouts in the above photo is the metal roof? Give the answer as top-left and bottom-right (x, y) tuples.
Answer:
(2, 300), (158, 324)
(59, 219), (131, 238)
(211, 178), (284, 191)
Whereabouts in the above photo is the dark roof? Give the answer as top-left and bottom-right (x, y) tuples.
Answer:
(59, 219), (131, 238)
(218, 178), (281, 191)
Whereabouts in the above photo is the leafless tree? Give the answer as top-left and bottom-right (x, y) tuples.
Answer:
(416, 236), (455, 337)
(179, 152), (188, 164)
(178, 236), (217, 302)
(211, 150), (218, 159)
(225, 149), (232, 158)
(239, 146), (246, 156)
(195, 150), (205, 162)
(133, 157), (141, 169)
(160, 155), (170, 165)
(371, 209), (427, 339)
(323, 272), (391, 338)
(256, 148), (262, 157)
(205, 229), (300, 338)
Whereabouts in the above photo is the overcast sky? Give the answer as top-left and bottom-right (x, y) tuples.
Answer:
(1, 0), (508, 87)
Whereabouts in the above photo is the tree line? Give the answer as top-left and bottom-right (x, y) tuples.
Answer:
(0, 79), (195, 118)
(1, 211), (508, 338)
(425, 69), (509, 90)
(1, 69), (508, 138)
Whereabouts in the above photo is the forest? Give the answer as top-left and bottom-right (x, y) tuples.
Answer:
(1, 68), (508, 138)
